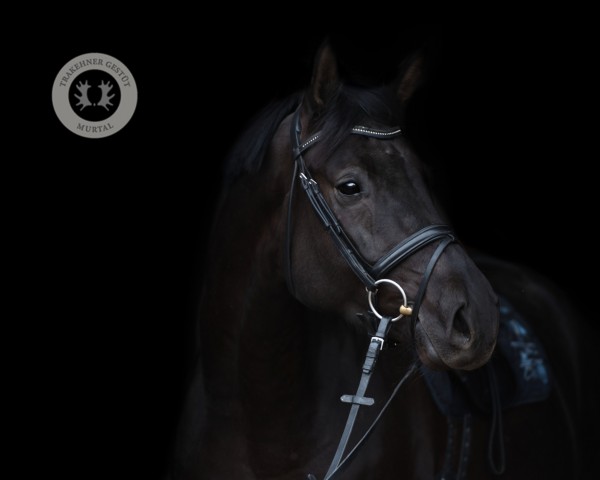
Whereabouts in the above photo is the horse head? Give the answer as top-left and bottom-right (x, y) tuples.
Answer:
(273, 41), (499, 371)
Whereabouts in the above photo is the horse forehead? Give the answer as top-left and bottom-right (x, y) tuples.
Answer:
(327, 136), (410, 174)
(346, 135), (405, 159)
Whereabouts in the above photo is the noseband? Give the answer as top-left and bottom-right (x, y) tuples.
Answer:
(285, 104), (455, 319)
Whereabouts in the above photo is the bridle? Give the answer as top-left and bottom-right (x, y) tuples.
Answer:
(284, 103), (458, 479)
(285, 103), (455, 319)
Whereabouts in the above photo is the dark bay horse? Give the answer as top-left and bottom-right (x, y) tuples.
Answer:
(169, 41), (590, 479)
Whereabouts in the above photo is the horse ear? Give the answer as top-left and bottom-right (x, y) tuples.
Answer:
(307, 40), (340, 112)
(394, 51), (425, 104)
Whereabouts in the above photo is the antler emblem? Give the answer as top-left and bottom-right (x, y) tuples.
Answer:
(73, 80), (116, 111)
(97, 80), (115, 110)
(74, 80), (92, 111)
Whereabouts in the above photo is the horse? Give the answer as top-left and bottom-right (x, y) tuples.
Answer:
(167, 39), (592, 479)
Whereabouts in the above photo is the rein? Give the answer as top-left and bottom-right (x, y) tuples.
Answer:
(284, 104), (458, 479)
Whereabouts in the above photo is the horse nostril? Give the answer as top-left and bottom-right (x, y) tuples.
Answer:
(452, 306), (472, 344)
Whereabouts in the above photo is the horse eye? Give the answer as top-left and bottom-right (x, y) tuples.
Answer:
(337, 181), (361, 196)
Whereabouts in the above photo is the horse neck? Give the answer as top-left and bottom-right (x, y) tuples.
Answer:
(198, 158), (305, 384)
(196, 168), (331, 474)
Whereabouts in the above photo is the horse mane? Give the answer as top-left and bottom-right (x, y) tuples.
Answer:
(222, 81), (407, 186)
(222, 93), (302, 186)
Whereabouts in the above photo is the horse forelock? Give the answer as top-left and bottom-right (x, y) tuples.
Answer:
(222, 83), (406, 185)
(306, 83), (406, 167)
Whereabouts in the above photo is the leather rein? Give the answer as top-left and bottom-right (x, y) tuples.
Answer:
(284, 103), (456, 479)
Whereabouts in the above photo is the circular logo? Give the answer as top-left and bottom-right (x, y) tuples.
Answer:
(52, 53), (137, 139)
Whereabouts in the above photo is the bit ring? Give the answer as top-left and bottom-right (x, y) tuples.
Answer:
(367, 278), (409, 322)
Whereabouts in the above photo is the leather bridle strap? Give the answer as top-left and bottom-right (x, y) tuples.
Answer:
(324, 314), (394, 478)
(289, 107), (378, 291)
(306, 315), (418, 480)
(370, 225), (455, 279)
(317, 364), (418, 480)
(410, 235), (455, 320)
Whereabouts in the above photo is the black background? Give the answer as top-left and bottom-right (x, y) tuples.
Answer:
(13, 14), (597, 479)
